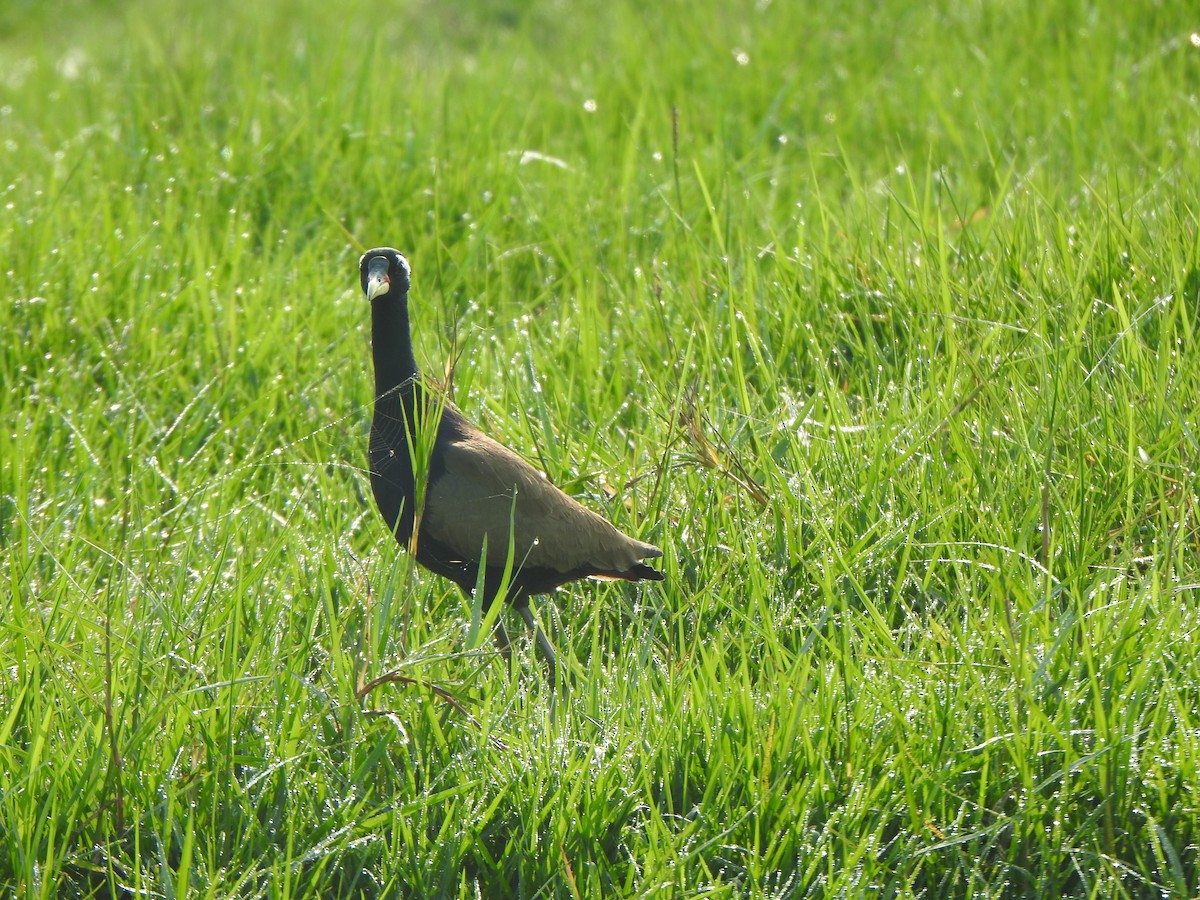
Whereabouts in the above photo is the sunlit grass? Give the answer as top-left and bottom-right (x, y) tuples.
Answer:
(2, 0), (1200, 896)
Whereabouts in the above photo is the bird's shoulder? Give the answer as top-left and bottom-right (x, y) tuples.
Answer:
(435, 415), (556, 499)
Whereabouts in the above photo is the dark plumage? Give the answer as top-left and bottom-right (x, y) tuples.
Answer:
(361, 247), (663, 681)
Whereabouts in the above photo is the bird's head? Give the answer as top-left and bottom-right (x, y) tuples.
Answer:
(360, 247), (411, 302)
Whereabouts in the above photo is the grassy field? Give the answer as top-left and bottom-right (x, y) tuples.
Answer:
(3, 0), (1200, 896)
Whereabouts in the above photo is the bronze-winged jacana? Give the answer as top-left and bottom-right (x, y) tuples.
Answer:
(361, 248), (663, 682)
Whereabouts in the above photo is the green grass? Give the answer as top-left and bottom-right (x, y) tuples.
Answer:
(3, 0), (1200, 895)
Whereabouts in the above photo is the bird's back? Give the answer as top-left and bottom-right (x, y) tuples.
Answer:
(422, 419), (663, 581)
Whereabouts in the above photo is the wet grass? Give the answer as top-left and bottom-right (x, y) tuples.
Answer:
(3, 0), (1200, 896)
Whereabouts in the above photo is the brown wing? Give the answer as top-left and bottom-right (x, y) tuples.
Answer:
(421, 430), (661, 576)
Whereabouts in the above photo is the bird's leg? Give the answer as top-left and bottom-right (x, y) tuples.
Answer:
(492, 618), (513, 663)
(517, 603), (558, 686)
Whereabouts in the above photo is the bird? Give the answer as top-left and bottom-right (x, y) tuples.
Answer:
(360, 247), (663, 683)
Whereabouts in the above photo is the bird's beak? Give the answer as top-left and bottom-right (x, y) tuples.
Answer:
(364, 256), (391, 301)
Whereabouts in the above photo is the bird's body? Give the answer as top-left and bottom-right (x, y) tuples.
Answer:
(361, 248), (662, 678)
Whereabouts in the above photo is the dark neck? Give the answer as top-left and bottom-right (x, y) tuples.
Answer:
(371, 295), (420, 402)
(368, 293), (421, 544)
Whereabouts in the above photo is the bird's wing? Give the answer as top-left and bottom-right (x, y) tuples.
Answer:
(422, 430), (658, 576)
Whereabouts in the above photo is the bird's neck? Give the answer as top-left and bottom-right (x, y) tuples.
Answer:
(371, 296), (420, 403)
(368, 294), (422, 545)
